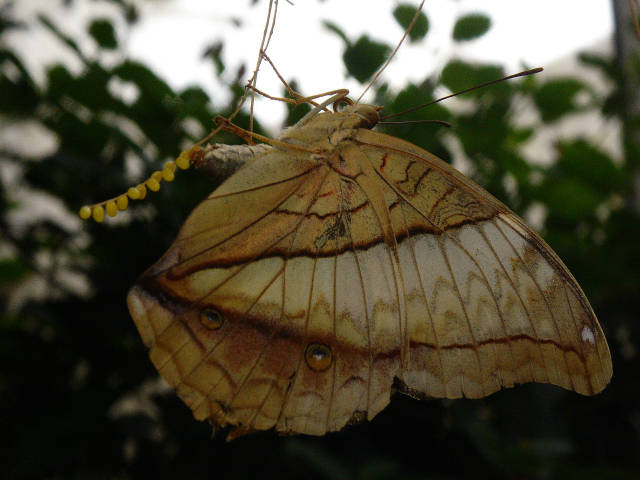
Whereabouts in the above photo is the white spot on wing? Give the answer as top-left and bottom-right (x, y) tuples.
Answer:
(581, 324), (596, 345)
(498, 213), (529, 239)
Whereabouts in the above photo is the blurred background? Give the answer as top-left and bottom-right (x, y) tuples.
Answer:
(1, 0), (639, 478)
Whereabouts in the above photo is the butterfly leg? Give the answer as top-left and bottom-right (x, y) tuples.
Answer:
(213, 116), (320, 154)
(258, 51), (351, 113)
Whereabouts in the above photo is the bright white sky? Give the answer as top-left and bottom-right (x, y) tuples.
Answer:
(9, 0), (614, 126)
(126, 0), (614, 119)
(0, 0), (617, 248)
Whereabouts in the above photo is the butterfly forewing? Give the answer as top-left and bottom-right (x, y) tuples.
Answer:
(128, 105), (612, 438)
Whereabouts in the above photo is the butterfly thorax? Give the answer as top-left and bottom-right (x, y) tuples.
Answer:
(192, 105), (381, 182)
(278, 104), (381, 152)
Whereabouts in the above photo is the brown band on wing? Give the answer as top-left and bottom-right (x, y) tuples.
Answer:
(134, 274), (605, 402)
(137, 277), (591, 362)
(274, 200), (369, 221)
(155, 213), (499, 274)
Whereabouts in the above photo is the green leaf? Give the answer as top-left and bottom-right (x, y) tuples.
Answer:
(541, 177), (603, 220)
(0, 258), (29, 285)
(555, 140), (625, 195)
(533, 78), (587, 122)
(38, 14), (84, 59)
(0, 50), (40, 114)
(453, 13), (491, 41)
(88, 19), (118, 50)
(379, 83), (451, 158)
(124, 3), (139, 24)
(393, 4), (429, 42)
(45, 64), (75, 99)
(110, 61), (182, 150)
(112, 60), (174, 99)
(440, 60), (505, 95)
(202, 42), (225, 75)
(283, 80), (311, 127)
(509, 127), (535, 144)
(177, 86), (212, 128)
(343, 35), (391, 83)
(45, 62), (118, 113)
(455, 102), (510, 158)
(323, 21), (349, 44)
(579, 52), (617, 81)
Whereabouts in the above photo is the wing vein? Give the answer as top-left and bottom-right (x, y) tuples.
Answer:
(493, 216), (575, 391)
(475, 222), (549, 384)
(186, 262), (286, 416)
(358, 154), (409, 367)
(275, 169), (334, 432)
(560, 279), (596, 394)
(440, 227), (514, 390)
(159, 169), (320, 271)
(436, 235), (485, 396)
(369, 162), (442, 233)
(206, 164), (320, 200)
(324, 220), (339, 432)
(189, 167), (331, 424)
(342, 178), (374, 419)
(227, 166), (332, 426)
(399, 201), (445, 393)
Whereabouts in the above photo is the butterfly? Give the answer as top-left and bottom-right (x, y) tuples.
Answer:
(126, 97), (612, 439)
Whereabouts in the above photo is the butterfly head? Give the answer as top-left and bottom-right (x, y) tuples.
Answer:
(342, 103), (382, 130)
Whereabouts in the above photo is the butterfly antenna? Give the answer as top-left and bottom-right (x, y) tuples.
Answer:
(381, 67), (543, 121)
(78, 146), (202, 222)
(357, 0), (426, 104)
(378, 119), (451, 128)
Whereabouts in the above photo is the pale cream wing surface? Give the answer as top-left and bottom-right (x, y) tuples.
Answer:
(350, 128), (612, 399)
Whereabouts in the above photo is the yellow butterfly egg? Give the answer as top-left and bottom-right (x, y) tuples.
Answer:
(92, 205), (105, 222)
(127, 187), (140, 200)
(116, 195), (128, 210)
(146, 178), (160, 192)
(79, 205), (91, 219)
(105, 201), (118, 217)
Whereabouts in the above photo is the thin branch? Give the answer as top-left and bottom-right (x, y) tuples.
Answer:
(357, 0), (426, 103)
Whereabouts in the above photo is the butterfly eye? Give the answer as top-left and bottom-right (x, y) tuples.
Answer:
(304, 343), (333, 372)
(199, 307), (224, 330)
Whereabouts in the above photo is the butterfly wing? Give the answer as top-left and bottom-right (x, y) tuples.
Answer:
(349, 128), (612, 400)
(128, 144), (390, 437)
(128, 119), (612, 439)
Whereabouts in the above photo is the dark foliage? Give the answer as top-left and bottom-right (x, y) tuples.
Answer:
(1, 2), (639, 479)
